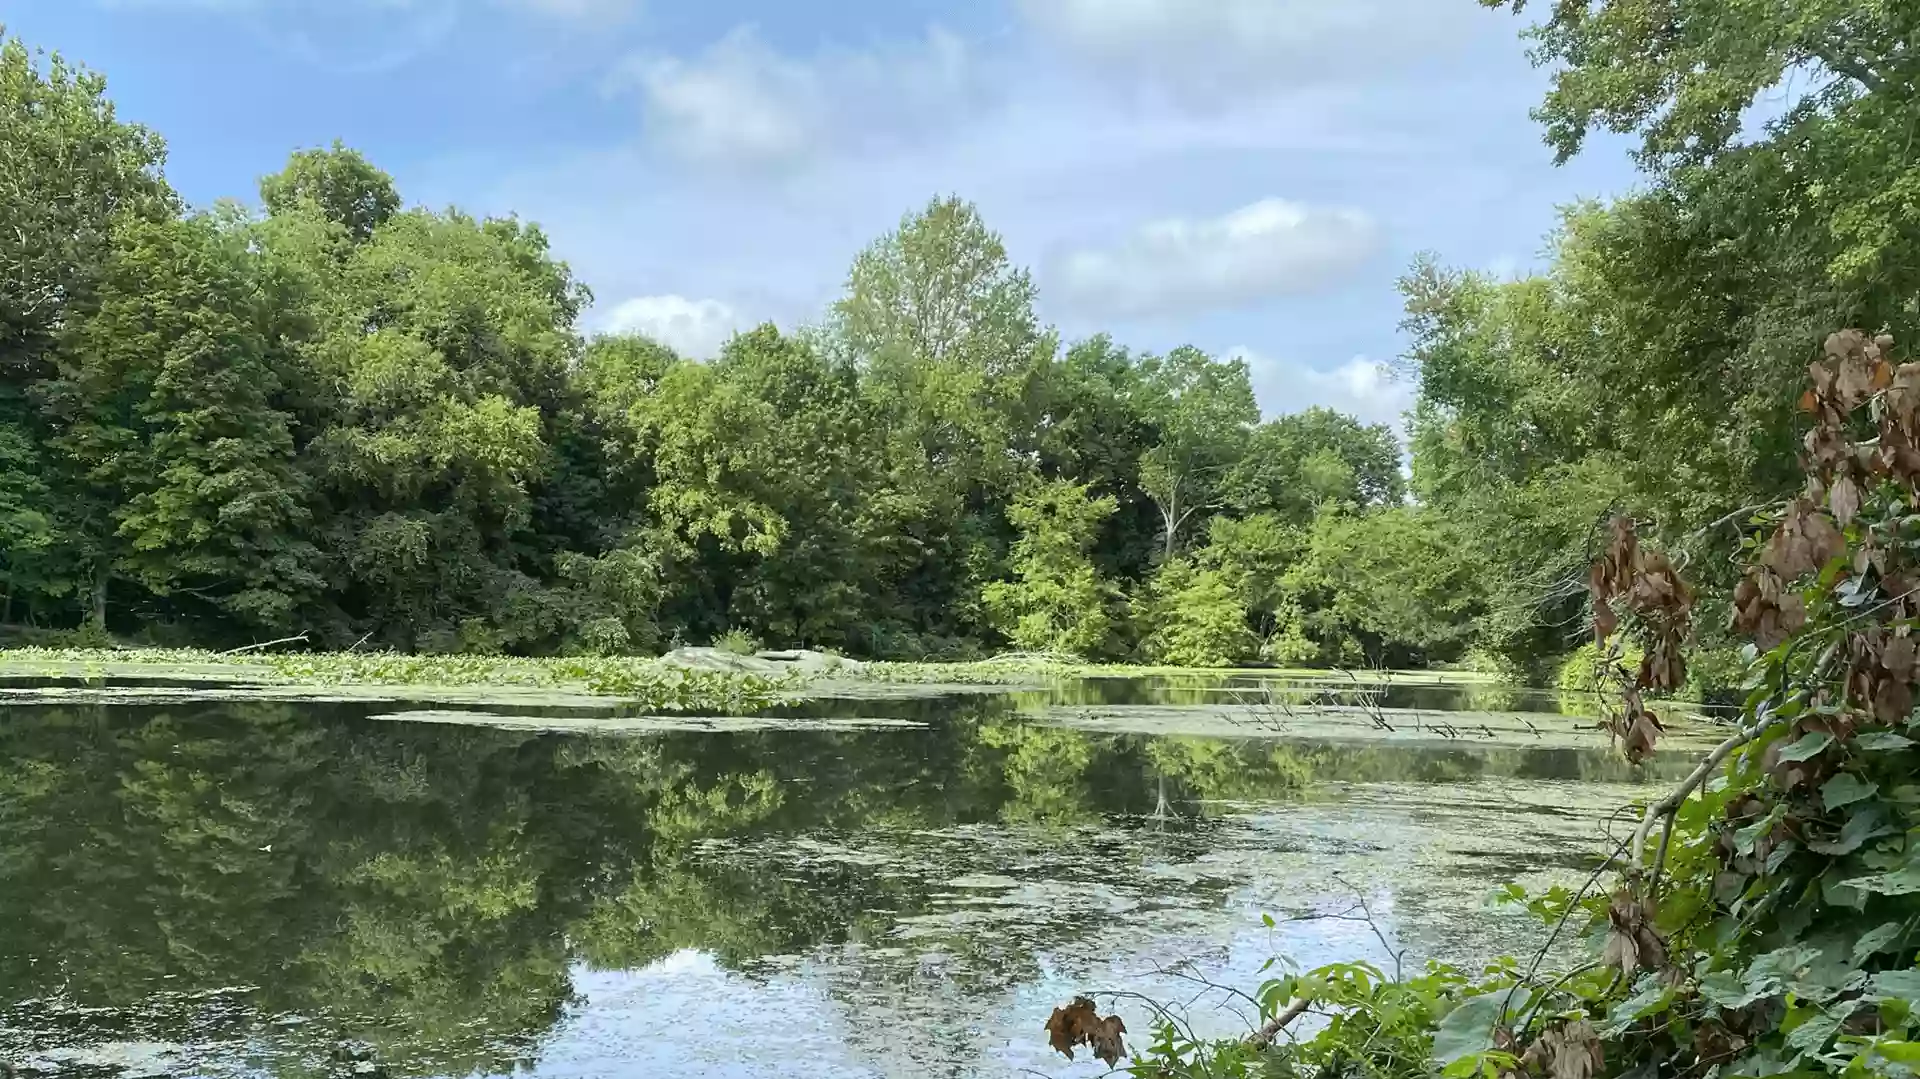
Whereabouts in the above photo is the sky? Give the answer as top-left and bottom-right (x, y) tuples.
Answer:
(1, 0), (1644, 429)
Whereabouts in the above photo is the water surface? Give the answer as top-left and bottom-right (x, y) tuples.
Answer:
(0, 677), (1680, 1077)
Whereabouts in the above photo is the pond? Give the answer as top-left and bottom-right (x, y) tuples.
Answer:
(0, 675), (1692, 1078)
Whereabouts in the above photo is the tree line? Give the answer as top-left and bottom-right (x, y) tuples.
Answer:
(14, 0), (1908, 676)
(0, 31), (1475, 665)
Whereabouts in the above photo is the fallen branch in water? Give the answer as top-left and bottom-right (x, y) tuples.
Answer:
(216, 633), (309, 657)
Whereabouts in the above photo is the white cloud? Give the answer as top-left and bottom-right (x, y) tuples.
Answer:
(1234, 348), (1416, 430)
(1048, 198), (1381, 319)
(616, 29), (825, 166)
(597, 295), (745, 359)
(1019, 0), (1482, 103)
(609, 26), (983, 169)
(502, 0), (638, 19)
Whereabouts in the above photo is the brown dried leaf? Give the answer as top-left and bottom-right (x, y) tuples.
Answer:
(1044, 997), (1126, 1065)
(1875, 677), (1913, 726)
(1523, 1020), (1604, 1079)
(1831, 473), (1862, 526)
(1045, 997), (1096, 1059)
(1764, 500), (1845, 580)
(1089, 1015), (1128, 1067)
(1601, 888), (1665, 978)
(1883, 634), (1919, 680)
(1623, 708), (1663, 764)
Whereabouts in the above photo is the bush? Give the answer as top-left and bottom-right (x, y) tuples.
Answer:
(1143, 560), (1257, 668)
(712, 628), (761, 656)
(1685, 643), (1749, 706)
(571, 616), (632, 657)
(1552, 639), (1643, 698)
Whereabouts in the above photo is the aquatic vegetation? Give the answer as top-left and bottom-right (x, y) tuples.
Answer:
(864, 653), (1496, 686)
(0, 647), (804, 712)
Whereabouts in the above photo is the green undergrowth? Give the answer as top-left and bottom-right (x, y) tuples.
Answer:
(0, 648), (803, 713)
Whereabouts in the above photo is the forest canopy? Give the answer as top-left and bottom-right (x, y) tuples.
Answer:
(0, 30), (1436, 666)
(7, 0), (1911, 677)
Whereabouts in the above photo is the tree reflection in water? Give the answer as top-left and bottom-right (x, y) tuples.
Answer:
(0, 695), (1655, 1075)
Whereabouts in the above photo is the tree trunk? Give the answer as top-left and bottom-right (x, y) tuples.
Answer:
(91, 566), (109, 630)
(1160, 498), (1180, 562)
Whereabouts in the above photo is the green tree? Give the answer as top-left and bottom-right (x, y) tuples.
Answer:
(259, 141), (400, 244)
(41, 213), (321, 632)
(1279, 507), (1485, 668)
(1225, 407), (1404, 522)
(1136, 347), (1258, 560)
(1196, 511), (1304, 639)
(982, 479), (1118, 657)
(1032, 335), (1163, 584)
(828, 196), (1048, 648)
(1140, 558), (1258, 668)
(0, 32), (173, 629)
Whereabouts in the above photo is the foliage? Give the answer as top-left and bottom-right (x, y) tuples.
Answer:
(1278, 508), (1486, 668)
(711, 628), (760, 657)
(1136, 347), (1260, 559)
(1141, 559), (1258, 669)
(1418, 0), (1920, 675)
(982, 479), (1118, 657)
(0, 25), (1461, 667)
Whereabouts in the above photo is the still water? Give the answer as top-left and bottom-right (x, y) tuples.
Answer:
(0, 678), (1676, 1077)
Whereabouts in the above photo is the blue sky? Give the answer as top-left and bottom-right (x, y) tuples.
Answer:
(2, 0), (1643, 428)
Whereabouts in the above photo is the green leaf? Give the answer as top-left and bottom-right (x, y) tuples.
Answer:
(1857, 922), (1908, 964)
(1867, 1040), (1920, 1068)
(1823, 772), (1879, 810)
(1701, 969), (1771, 1010)
(1810, 805), (1893, 856)
(1596, 978), (1673, 1038)
(1874, 969), (1920, 1005)
(1778, 731), (1834, 762)
(1785, 1001), (1855, 1053)
(1856, 731), (1916, 752)
(1845, 864), (1920, 896)
(1431, 992), (1509, 1065)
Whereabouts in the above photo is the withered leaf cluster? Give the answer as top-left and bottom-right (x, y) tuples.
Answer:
(1738, 333), (1920, 723)
(1521, 1019), (1605, 1079)
(1598, 886), (1667, 981)
(1844, 626), (1920, 726)
(1588, 518), (1691, 762)
(1044, 996), (1127, 1066)
(1589, 518), (1691, 691)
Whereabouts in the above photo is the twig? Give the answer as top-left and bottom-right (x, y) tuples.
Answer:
(1247, 997), (1311, 1049)
(215, 633), (309, 657)
(1629, 700), (1783, 871)
(1497, 830), (1633, 1032)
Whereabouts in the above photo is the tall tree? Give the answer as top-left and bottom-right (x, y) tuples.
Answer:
(1224, 407), (1404, 522)
(259, 141), (399, 244)
(41, 213), (321, 632)
(0, 32), (173, 627)
(1136, 347), (1258, 560)
(828, 196), (1048, 647)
